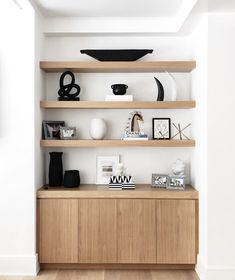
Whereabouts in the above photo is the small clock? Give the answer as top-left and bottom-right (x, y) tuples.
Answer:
(152, 118), (171, 140)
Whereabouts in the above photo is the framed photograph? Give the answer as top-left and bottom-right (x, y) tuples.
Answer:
(167, 176), (185, 190)
(151, 174), (169, 188)
(152, 118), (171, 140)
(60, 126), (77, 140)
(42, 121), (65, 139)
(96, 155), (119, 185)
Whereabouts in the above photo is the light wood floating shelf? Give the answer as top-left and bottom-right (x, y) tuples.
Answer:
(40, 100), (196, 109)
(40, 61), (196, 73)
(37, 185), (198, 199)
(40, 139), (195, 148)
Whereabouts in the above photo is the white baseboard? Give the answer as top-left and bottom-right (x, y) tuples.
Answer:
(196, 256), (207, 280)
(0, 254), (39, 275)
(196, 257), (235, 280)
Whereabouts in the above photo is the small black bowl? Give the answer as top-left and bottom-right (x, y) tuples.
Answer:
(111, 84), (128, 95)
(63, 170), (80, 188)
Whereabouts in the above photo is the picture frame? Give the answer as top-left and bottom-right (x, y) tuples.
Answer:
(60, 126), (77, 140)
(167, 176), (185, 190)
(151, 173), (169, 188)
(42, 121), (65, 139)
(152, 118), (171, 140)
(96, 155), (119, 185)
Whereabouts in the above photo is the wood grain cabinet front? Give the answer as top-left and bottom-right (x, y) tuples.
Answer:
(156, 199), (197, 264)
(38, 196), (198, 265)
(38, 199), (79, 263)
(117, 199), (157, 263)
(77, 199), (117, 263)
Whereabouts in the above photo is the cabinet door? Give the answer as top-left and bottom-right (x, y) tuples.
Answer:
(117, 199), (156, 263)
(39, 199), (78, 263)
(156, 199), (196, 264)
(78, 199), (117, 263)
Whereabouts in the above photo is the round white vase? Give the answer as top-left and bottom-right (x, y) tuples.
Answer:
(90, 118), (107, 140)
(166, 71), (177, 101)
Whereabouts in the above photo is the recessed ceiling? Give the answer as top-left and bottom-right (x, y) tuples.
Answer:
(32, 0), (183, 18)
(209, 0), (235, 12)
(29, 0), (198, 35)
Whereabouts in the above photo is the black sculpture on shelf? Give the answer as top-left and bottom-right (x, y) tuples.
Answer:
(58, 71), (80, 101)
(154, 77), (164, 101)
(49, 152), (63, 186)
(111, 84), (128, 95)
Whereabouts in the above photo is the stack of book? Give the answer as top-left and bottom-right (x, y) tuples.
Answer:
(109, 175), (135, 190)
(121, 131), (148, 141)
(105, 95), (133, 101)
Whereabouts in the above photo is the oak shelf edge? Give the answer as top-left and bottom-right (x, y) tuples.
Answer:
(40, 139), (195, 148)
(40, 61), (196, 73)
(37, 184), (198, 199)
(40, 100), (196, 109)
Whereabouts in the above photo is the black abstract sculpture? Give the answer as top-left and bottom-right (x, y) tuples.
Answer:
(58, 71), (80, 101)
(154, 77), (164, 101)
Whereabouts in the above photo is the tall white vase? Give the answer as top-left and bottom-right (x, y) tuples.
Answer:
(90, 118), (107, 140)
(166, 71), (177, 101)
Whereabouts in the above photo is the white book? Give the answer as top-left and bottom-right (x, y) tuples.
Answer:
(105, 95), (133, 101)
(122, 137), (149, 141)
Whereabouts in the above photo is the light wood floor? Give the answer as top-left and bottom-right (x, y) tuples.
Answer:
(0, 270), (199, 280)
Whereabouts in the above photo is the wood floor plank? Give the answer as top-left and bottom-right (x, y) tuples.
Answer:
(104, 270), (152, 280)
(151, 270), (199, 280)
(0, 270), (199, 280)
(71, 270), (105, 280)
(32, 269), (58, 280)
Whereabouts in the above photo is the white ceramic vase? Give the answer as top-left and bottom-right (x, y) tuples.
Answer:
(90, 118), (107, 140)
(166, 71), (177, 101)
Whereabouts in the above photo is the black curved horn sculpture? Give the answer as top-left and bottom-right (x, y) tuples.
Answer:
(154, 77), (164, 101)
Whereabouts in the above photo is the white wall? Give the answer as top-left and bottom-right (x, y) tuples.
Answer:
(206, 13), (235, 280)
(190, 15), (208, 280)
(42, 35), (195, 185)
(0, 0), (38, 275)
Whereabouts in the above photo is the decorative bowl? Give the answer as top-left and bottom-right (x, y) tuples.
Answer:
(111, 84), (128, 95)
(80, 49), (153, 61)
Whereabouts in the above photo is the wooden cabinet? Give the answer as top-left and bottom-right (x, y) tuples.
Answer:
(77, 199), (117, 263)
(117, 199), (156, 263)
(156, 199), (197, 264)
(38, 199), (78, 263)
(37, 186), (198, 266)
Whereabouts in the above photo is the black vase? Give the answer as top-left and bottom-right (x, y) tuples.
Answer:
(49, 152), (63, 186)
(63, 170), (80, 188)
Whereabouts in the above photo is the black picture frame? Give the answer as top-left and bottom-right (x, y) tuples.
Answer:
(152, 118), (171, 140)
(42, 121), (65, 139)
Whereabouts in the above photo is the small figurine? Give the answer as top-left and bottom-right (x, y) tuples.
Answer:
(172, 159), (185, 177)
(115, 163), (126, 176)
(125, 111), (144, 133)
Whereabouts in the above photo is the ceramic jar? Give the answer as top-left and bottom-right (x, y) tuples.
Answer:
(89, 118), (107, 140)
